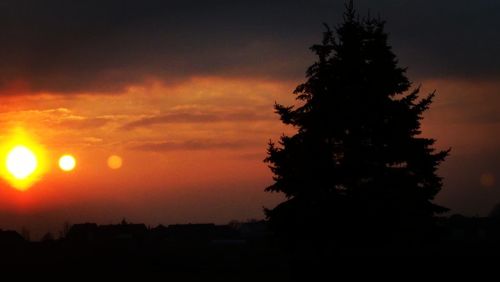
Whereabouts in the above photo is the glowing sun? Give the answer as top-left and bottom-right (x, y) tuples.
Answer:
(59, 154), (76, 172)
(0, 129), (48, 191)
(6, 145), (38, 179)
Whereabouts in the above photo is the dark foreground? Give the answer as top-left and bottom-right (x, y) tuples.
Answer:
(1, 216), (500, 277)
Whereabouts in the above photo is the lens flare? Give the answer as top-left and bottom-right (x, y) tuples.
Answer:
(480, 173), (495, 188)
(107, 155), (123, 170)
(59, 155), (76, 172)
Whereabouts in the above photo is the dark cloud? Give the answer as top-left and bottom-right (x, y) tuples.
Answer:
(122, 110), (272, 130)
(0, 0), (497, 94)
(0, 0), (321, 93)
(365, 0), (500, 80)
(131, 139), (259, 151)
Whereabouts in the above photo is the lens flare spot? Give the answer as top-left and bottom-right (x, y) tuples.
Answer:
(107, 155), (123, 170)
(480, 173), (495, 188)
(59, 155), (76, 172)
(6, 146), (37, 179)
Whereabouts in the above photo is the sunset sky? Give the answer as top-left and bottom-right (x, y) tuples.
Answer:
(0, 0), (499, 238)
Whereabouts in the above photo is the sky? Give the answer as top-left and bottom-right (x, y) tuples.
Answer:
(0, 0), (499, 238)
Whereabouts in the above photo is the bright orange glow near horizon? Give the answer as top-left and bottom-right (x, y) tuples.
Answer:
(0, 129), (49, 191)
(0, 77), (290, 238)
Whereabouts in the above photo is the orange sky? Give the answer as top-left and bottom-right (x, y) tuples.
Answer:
(0, 77), (297, 237)
(0, 73), (498, 239)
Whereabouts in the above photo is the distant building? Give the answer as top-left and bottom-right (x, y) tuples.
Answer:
(63, 221), (272, 247)
(0, 229), (25, 247)
(66, 223), (99, 243)
(150, 224), (169, 239)
(66, 222), (148, 246)
(438, 215), (500, 242)
(166, 224), (216, 242)
(211, 225), (245, 246)
(99, 223), (148, 242)
(238, 221), (271, 240)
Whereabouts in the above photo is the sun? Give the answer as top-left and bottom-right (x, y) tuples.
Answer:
(6, 146), (38, 179)
(0, 128), (48, 191)
(59, 154), (76, 172)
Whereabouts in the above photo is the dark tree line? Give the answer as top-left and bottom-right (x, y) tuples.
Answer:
(265, 1), (449, 248)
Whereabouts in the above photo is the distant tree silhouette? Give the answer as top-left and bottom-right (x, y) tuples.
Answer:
(21, 227), (31, 242)
(41, 232), (55, 242)
(265, 2), (449, 247)
(59, 221), (72, 239)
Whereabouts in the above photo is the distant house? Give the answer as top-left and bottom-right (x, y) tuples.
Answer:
(166, 224), (216, 242)
(149, 223), (244, 246)
(152, 224), (168, 232)
(238, 221), (271, 240)
(99, 223), (148, 243)
(438, 215), (500, 242)
(150, 224), (169, 238)
(62, 221), (270, 248)
(214, 225), (240, 240)
(66, 223), (99, 243)
(0, 229), (25, 247)
(66, 222), (148, 246)
(211, 225), (245, 246)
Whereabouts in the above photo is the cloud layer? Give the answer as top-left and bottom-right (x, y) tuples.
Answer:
(0, 0), (498, 94)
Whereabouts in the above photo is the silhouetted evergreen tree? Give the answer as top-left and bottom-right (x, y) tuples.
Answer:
(265, 2), (449, 247)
